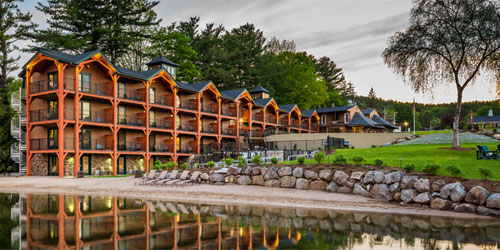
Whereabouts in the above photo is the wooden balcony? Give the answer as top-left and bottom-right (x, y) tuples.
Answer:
(80, 111), (113, 124)
(178, 99), (197, 111)
(80, 82), (113, 96)
(221, 107), (237, 117)
(149, 143), (173, 153)
(265, 116), (276, 123)
(30, 138), (75, 150)
(30, 108), (74, 122)
(118, 114), (145, 127)
(118, 141), (145, 152)
(151, 95), (174, 107)
(29, 78), (75, 94)
(201, 103), (218, 114)
(150, 119), (173, 130)
(178, 143), (197, 154)
(118, 88), (146, 102)
(80, 138), (112, 151)
(178, 122), (196, 132)
(252, 114), (263, 122)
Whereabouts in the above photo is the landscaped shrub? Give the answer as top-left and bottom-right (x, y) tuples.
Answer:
(314, 151), (326, 164)
(237, 156), (247, 167)
(224, 158), (234, 166)
(166, 162), (178, 169)
(180, 162), (188, 169)
(479, 168), (492, 180)
(446, 165), (463, 178)
(251, 154), (263, 165)
(206, 161), (215, 168)
(297, 156), (306, 165)
(270, 157), (279, 165)
(351, 156), (364, 166)
(403, 163), (415, 172)
(374, 159), (384, 167)
(333, 154), (347, 165)
(422, 163), (440, 175)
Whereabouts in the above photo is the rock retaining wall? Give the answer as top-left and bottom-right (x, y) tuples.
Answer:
(200, 166), (500, 218)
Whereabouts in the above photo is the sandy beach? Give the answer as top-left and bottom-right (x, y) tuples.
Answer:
(0, 176), (494, 220)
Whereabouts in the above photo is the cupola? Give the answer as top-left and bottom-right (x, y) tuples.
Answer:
(146, 56), (179, 78)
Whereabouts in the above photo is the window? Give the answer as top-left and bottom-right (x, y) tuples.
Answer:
(176, 115), (181, 129)
(149, 87), (156, 104)
(80, 101), (91, 121)
(48, 128), (58, 149)
(344, 113), (350, 123)
(47, 72), (58, 89)
(79, 128), (91, 149)
(149, 110), (155, 127)
(149, 133), (156, 151)
(118, 131), (126, 150)
(118, 82), (126, 98)
(48, 100), (58, 119)
(321, 115), (326, 125)
(79, 73), (91, 92)
(118, 106), (126, 124)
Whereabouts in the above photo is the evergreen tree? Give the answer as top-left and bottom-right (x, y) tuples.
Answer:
(339, 81), (356, 103)
(265, 36), (296, 54)
(28, 0), (161, 64)
(366, 87), (378, 108)
(313, 56), (347, 107)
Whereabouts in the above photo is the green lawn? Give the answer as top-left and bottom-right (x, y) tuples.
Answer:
(284, 143), (500, 181)
(415, 130), (453, 135)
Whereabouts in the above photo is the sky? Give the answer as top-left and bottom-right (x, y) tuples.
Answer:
(16, 0), (500, 104)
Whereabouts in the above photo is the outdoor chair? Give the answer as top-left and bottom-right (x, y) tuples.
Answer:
(174, 171), (201, 186)
(156, 170), (179, 186)
(476, 145), (498, 160)
(145, 170), (169, 186)
(136, 170), (156, 185)
(163, 170), (190, 186)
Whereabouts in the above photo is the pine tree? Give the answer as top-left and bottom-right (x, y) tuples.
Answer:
(366, 87), (378, 108)
(27, 0), (161, 64)
(313, 56), (347, 107)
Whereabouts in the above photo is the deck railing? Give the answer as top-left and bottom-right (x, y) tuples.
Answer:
(149, 143), (171, 152)
(118, 141), (145, 151)
(222, 108), (237, 117)
(80, 82), (112, 96)
(151, 95), (174, 107)
(30, 108), (74, 122)
(80, 111), (113, 123)
(177, 122), (196, 132)
(201, 104), (218, 114)
(118, 88), (146, 102)
(118, 114), (145, 127)
(178, 99), (197, 110)
(80, 139), (110, 150)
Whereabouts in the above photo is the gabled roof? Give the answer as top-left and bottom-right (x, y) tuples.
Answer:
(249, 86), (270, 94)
(301, 110), (317, 118)
(348, 112), (379, 127)
(146, 56), (179, 67)
(220, 88), (247, 100)
(372, 115), (397, 129)
(176, 80), (215, 93)
(254, 98), (273, 107)
(315, 105), (355, 114)
(362, 108), (376, 115)
(278, 104), (297, 113)
(472, 115), (500, 123)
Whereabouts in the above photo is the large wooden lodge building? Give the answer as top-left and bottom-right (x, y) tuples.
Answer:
(10, 49), (396, 177)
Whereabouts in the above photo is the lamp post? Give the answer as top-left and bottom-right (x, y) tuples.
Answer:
(404, 121), (409, 132)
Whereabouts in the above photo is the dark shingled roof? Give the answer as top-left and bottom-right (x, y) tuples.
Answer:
(278, 104), (297, 113)
(301, 110), (317, 118)
(315, 105), (355, 114)
(220, 88), (246, 100)
(254, 98), (274, 107)
(471, 115), (500, 123)
(372, 115), (397, 129)
(176, 80), (215, 93)
(362, 108), (375, 115)
(348, 112), (378, 127)
(249, 86), (270, 94)
(146, 56), (179, 67)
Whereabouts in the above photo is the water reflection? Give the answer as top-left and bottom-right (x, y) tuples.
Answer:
(6, 193), (500, 249)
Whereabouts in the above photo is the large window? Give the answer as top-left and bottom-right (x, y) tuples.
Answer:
(47, 72), (58, 89)
(79, 73), (91, 92)
(118, 106), (126, 124)
(149, 110), (155, 127)
(118, 82), (126, 98)
(118, 131), (126, 150)
(149, 87), (156, 104)
(80, 101), (91, 121)
(48, 128), (58, 149)
(79, 128), (91, 149)
(48, 100), (58, 119)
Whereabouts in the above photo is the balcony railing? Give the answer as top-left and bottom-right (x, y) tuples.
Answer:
(266, 116), (276, 123)
(80, 111), (113, 124)
(150, 119), (173, 129)
(311, 124), (319, 131)
(30, 108), (74, 122)
(151, 95), (174, 107)
(29, 78), (75, 94)
(80, 82), (112, 96)
(118, 141), (145, 151)
(279, 119), (288, 126)
(201, 143), (218, 153)
(118, 88), (146, 102)
(30, 138), (58, 150)
(221, 128), (236, 136)
(149, 143), (171, 152)
(177, 122), (196, 132)
(178, 144), (197, 154)
(118, 115), (145, 127)
(178, 99), (197, 110)
(222, 107), (237, 117)
(250, 130), (263, 137)
(80, 139), (110, 150)
(201, 125), (217, 134)
(201, 104), (218, 114)
(252, 114), (263, 122)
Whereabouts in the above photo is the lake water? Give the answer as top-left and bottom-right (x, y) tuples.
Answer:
(1, 192), (499, 249)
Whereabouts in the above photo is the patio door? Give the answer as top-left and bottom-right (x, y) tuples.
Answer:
(48, 155), (58, 176)
(79, 101), (91, 121)
(149, 156), (155, 170)
(80, 155), (91, 175)
(118, 131), (126, 150)
(79, 73), (91, 92)
(149, 133), (156, 151)
(79, 128), (91, 150)
(47, 72), (58, 90)
(118, 156), (126, 174)
(48, 100), (58, 119)
(47, 128), (58, 149)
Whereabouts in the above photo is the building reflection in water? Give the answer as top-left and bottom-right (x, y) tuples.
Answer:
(23, 194), (500, 250)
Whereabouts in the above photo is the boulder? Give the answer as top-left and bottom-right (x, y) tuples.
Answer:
(263, 169), (279, 180)
(345, 180), (355, 189)
(319, 170), (334, 181)
(464, 186), (490, 205)
(293, 167), (303, 178)
(401, 189), (418, 203)
(370, 184), (393, 201)
(252, 167), (261, 175)
(236, 175), (251, 185)
(400, 175), (418, 189)
(384, 171), (404, 184)
(414, 178), (431, 193)
(374, 171), (385, 183)
(431, 198), (452, 210)
(431, 179), (446, 192)
(280, 176), (296, 188)
(309, 180), (328, 190)
(265, 179), (281, 188)
(477, 206), (500, 217)
(362, 171), (376, 184)
(413, 192), (432, 204)
(229, 167), (242, 175)
(390, 182), (400, 193)
(241, 166), (252, 175)
(351, 171), (365, 181)
(210, 173), (225, 182)
(304, 170), (318, 180)
(200, 173), (210, 180)
(440, 182), (467, 202)
(454, 203), (477, 213)
(393, 192), (402, 201)
(295, 178), (310, 190)
(333, 171), (349, 185)
(338, 186), (353, 194)
(486, 193), (500, 209)
(326, 182), (339, 192)
(353, 184), (370, 197)
(252, 175), (265, 186)
(278, 167), (292, 177)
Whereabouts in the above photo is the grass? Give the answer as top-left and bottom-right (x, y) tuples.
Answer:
(415, 130), (453, 135)
(283, 143), (500, 181)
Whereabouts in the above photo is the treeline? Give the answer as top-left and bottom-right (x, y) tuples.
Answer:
(356, 90), (500, 130)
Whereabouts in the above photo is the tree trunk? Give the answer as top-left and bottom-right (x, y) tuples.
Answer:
(452, 87), (464, 149)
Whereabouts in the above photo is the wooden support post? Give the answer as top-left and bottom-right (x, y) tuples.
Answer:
(74, 66), (80, 177)
(112, 75), (119, 175)
(145, 80), (150, 173)
(57, 63), (66, 177)
(26, 69), (31, 176)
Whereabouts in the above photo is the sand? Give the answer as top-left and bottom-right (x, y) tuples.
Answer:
(0, 176), (494, 219)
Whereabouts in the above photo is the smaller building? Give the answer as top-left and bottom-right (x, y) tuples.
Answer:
(469, 109), (500, 128)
